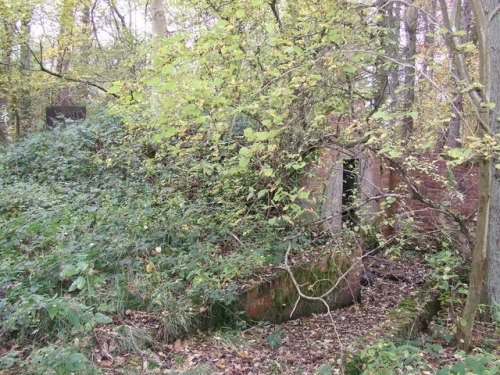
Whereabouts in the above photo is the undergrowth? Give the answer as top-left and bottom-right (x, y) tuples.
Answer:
(0, 111), (297, 372)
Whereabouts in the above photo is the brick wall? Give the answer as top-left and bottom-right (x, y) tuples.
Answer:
(303, 150), (478, 237)
(387, 154), (478, 235)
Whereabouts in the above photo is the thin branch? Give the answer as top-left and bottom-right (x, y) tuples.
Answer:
(488, 3), (500, 22)
(439, 0), (488, 110)
(344, 48), (493, 137)
(283, 193), (403, 243)
(282, 242), (345, 365)
(269, 0), (283, 30)
(26, 42), (119, 98)
(377, 151), (475, 248)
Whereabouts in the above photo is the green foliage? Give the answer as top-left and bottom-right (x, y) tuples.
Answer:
(31, 345), (98, 375)
(427, 250), (468, 306)
(436, 351), (499, 375)
(266, 328), (284, 350)
(357, 340), (435, 374)
(315, 363), (334, 375)
(111, 0), (377, 234)
(352, 340), (499, 375)
(0, 111), (296, 358)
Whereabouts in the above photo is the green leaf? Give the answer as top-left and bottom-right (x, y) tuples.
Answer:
(344, 65), (356, 75)
(239, 147), (252, 157)
(262, 167), (274, 177)
(107, 82), (122, 94)
(69, 276), (86, 292)
(216, 20), (229, 28)
(482, 101), (496, 109)
(132, 91), (143, 101)
(447, 148), (472, 160)
(60, 265), (78, 278)
(316, 364), (334, 375)
(47, 303), (60, 320)
(372, 110), (391, 120)
(257, 189), (269, 198)
(239, 157), (250, 168)
(153, 126), (178, 142)
(145, 76), (161, 86)
(161, 64), (175, 75)
(155, 81), (176, 91)
(388, 150), (402, 158)
(66, 353), (88, 371)
(328, 29), (339, 42)
(94, 312), (113, 324)
(267, 328), (283, 350)
(235, 9), (245, 18)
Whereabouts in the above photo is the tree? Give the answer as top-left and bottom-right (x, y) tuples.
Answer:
(151, 0), (168, 37)
(402, 2), (418, 139)
(484, 0), (500, 323)
(439, 0), (500, 350)
(435, 0), (473, 152)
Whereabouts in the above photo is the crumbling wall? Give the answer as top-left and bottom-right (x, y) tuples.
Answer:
(303, 150), (478, 238)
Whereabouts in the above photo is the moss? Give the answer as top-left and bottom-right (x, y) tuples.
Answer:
(398, 298), (419, 310)
(274, 288), (286, 308)
(377, 286), (440, 341)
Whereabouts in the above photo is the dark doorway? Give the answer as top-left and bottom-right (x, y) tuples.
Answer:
(342, 159), (359, 227)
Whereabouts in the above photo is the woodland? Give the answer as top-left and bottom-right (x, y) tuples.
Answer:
(0, 0), (499, 374)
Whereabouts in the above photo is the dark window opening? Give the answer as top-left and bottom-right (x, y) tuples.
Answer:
(342, 159), (359, 227)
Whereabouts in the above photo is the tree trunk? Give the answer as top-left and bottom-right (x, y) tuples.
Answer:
(1, 19), (16, 138)
(373, 0), (390, 110)
(19, 17), (31, 134)
(57, 0), (77, 105)
(402, 3), (418, 139)
(0, 97), (10, 143)
(436, 0), (472, 152)
(485, 0), (500, 321)
(455, 0), (493, 350)
(422, 0), (437, 78)
(388, 1), (401, 107)
(151, 0), (168, 37)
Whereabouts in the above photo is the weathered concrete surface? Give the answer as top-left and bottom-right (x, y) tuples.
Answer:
(344, 283), (441, 373)
(231, 245), (363, 324)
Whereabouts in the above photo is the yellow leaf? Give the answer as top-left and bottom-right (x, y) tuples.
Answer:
(146, 262), (155, 273)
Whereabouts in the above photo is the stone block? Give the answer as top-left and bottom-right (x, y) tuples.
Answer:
(46, 106), (86, 129)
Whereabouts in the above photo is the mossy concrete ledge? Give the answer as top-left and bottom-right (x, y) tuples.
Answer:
(344, 282), (441, 373)
(233, 247), (363, 324)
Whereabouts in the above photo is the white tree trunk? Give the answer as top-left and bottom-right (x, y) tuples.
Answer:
(485, 0), (500, 320)
(151, 0), (167, 37)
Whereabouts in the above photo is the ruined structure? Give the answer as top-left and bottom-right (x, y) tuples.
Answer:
(303, 146), (478, 241)
(46, 106), (86, 129)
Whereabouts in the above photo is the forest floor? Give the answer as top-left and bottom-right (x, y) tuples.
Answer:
(1, 251), (498, 375)
(85, 254), (497, 375)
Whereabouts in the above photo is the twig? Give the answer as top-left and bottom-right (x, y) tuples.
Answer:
(488, 3), (500, 22)
(282, 193), (403, 242)
(25, 41), (120, 98)
(228, 230), (244, 247)
(269, 0), (283, 30)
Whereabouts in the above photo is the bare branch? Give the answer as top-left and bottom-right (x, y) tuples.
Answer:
(24, 42), (119, 98)
(488, 3), (500, 22)
(269, 0), (283, 30)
